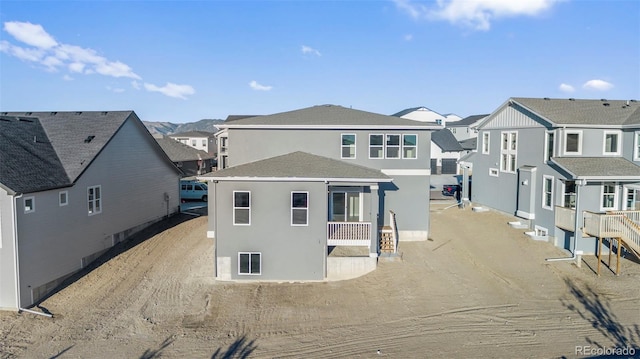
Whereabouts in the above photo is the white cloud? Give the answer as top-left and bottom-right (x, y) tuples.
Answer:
(144, 82), (195, 99)
(131, 80), (141, 90)
(62, 74), (73, 81)
(249, 80), (273, 91)
(559, 83), (575, 93)
(301, 45), (321, 56)
(3, 21), (58, 49)
(404, 34), (413, 41)
(583, 79), (614, 91)
(107, 86), (125, 93)
(393, 0), (562, 31)
(68, 62), (85, 73)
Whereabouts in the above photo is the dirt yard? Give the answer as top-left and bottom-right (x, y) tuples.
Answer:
(1, 201), (639, 358)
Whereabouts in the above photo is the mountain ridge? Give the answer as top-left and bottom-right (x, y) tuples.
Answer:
(143, 119), (225, 135)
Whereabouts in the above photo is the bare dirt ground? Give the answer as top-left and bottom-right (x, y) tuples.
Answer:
(1, 201), (639, 358)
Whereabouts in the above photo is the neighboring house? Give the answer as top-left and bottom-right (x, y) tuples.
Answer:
(218, 115), (261, 170)
(430, 129), (465, 175)
(446, 114), (488, 141)
(169, 131), (216, 156)
(0, 111), (181, 310)
(468, 97), (640, 259)
(154, 134), (215, 176)
(200, 104), (440, 281)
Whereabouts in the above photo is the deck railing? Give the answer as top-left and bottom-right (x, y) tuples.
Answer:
(554, 206), (576, 232)
(327, 222), (371, 246)
(583, 211), (640, 255)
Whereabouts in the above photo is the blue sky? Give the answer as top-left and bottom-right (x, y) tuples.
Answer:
(1, 1), (638, 123)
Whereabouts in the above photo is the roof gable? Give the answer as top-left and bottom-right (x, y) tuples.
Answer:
(199, 151), (391, 182)
(432, 129), (464, 152)
(218, 105), (439, 129)
(155, 136), (214, 162)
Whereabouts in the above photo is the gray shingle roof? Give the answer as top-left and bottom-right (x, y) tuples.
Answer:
(432, 129), (464, 152)
(0, 115), (70, 193)
(225, 115), (260, 122)
(447, 114), (488, 127)
(199, 151), (391, 182)
(512, 98), (640, 126)
(218, 105), (438, 129)
(155, 136), (214, 162)
(551, 157), (640, 179)
(459, 137), (477, 151)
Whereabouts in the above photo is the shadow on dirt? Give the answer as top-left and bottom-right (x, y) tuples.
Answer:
(561, 278), (639, 358)
(140, 337), (174, 359)
(211, 335), (257, 359)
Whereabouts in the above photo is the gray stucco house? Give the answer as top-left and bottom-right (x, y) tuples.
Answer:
(467, 97), (640, 259)
(154, 134), (215, 176)
(0, 111), (181, 311)
(199, 105), (439, 281)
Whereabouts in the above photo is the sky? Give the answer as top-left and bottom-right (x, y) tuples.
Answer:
(1, 0), (639, 123)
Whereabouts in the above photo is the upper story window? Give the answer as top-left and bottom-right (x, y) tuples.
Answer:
(542, 175), (554, 210)
(402, 134), (417, 159)
(369, 134), (383, 158)
(386, 135), (400, 158)
(482, 132), (490, 154)
(59, 191), (68, 206)
(544, 131), (555, 163)
(202, 139), (206, 147)
(24, 196), (35, 214)
(562, 181), (576, 209)
(341, 134), (356, 159)
(291, 192), (309, 226)
(88, 185), (102, 215)
(500, 131), (517, 173)
(565, 130), (582, 155)
(191, 139), (197, 146)
(233, 191), (251, 225)
(603, 130), (621, 155)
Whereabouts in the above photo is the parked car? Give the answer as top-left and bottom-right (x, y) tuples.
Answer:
(442, 184), (460, 196)
(180, 180), (208, 202)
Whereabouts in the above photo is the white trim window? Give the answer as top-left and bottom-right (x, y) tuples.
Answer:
(233, 191), (251, 225)
(625, 187), (640, 210)
(562, 180), (577, 209)
(544, 131), (555, 163)
(489, 168), (499, 177)
(402, 134), (417, 159)
(482, 132), (490, 154)
(564, 130), (582, 155)
(386, 134), (400, 158)
(87, 185), (102, 215)
(341, 134), (356, 159)
(635, 131), (640, 161)
(291, 191), (309, 226)
(238, 252), (261, 275)
(603, 130), (621, 155)
(369, 134), (384, 159)
(24, 196), (35, 214)
(59, 191), (68, 206)
(601, 182), (618, 211)
(542, 175), (554, 210)
(500, 131), (517, 173)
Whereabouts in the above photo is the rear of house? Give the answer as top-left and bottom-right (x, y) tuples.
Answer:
(0, 111), (181, 310)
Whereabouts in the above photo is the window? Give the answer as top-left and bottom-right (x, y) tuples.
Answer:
(24, 197), (35, 213)
(544, 131), (555, 163)
(369, 134), (384, 158)
(603, 131), (621, 155)
(191, 139), (196, 146)
(341, 134), (356, 159)
(482, 132), (490, 154)
(489, 168), (499, 177)
(500, 131), (517, 173)
(233, 191), (251, 225)
(625, 188), (640, 210)
(542, 176), (554, 210)
(238, 252), (261, 275)
(534, 226), (549, 237)
(202, 139), (206, 147)
(565, 131), (582, 154)
(88, 185), (101, 215)
(330, 191), (361, 222)
(562, 181), (576, 209)
(386, 134), (400, 158)
(291, 192), (308, 226)
(601, 182), (618, 210)
(59, 191), (68, 206)
(451, 128), (457, 134)
(635, 131), (640, 160)
(402, 134), (417, 159)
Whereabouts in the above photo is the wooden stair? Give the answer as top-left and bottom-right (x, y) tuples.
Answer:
(379, 210), (397, 254)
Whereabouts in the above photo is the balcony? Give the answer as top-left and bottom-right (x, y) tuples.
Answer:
(327, 222), (371, 246)
(554, 206), (576, 232)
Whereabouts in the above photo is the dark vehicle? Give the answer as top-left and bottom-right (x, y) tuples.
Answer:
(442, 184), (460, 196)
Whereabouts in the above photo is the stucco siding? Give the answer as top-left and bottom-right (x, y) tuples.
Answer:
(214, 181), (327, 281)
(380, 175), (430, 239)
(15, 117), (180, 307)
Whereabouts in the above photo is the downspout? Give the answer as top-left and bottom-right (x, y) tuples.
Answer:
(546, 179), (585, 262)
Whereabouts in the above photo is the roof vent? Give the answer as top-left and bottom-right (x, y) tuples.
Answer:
(631, 99), (637, 103)
(600, 99), (607, 101)
(25, 112), (32, 115)
(603, 103), (610, 107)
(50, 112), (57, 115)
(101, 111), (108, 115)
(19, 118), (33, 123)
(544, 97), (550, 100)
(75, 112), (82, 115)
(84, 135), (95, 143)
(568, 98), (575, 101)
